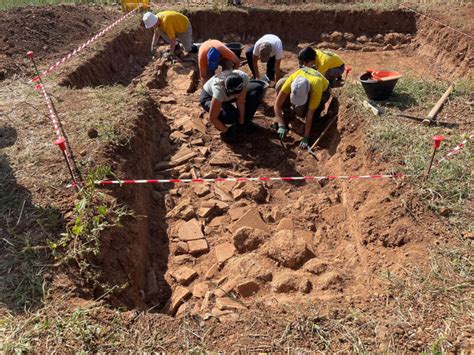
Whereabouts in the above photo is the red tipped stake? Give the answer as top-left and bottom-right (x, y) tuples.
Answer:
(424, 135), (445, 181)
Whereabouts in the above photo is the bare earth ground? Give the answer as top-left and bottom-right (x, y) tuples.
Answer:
(1, 3), (473, 352)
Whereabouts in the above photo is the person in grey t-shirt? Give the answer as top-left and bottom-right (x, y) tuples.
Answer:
(199, 70), (267, 142)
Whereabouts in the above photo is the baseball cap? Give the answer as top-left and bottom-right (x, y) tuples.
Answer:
(259, 42), (273, 63)
(225, 73), (244, 95)
(143, 12), (158, 29)
(207, 47), (221, 72)
(290, 76), (310, 107)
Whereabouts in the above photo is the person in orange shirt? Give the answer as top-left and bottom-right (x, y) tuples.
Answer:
(198, 40), (240, 82)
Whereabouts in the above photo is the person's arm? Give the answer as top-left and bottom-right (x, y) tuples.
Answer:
(169, 38), (177, 54)
(220, 45), (240, 70)
(303, 109), (315, 137)
(275, 59), (282, 82)
(236, 88), (247, 124)
(151, 29), (160, 54)
(253, 55), (260, 80)
(198, 51), (206, 82)
(209, 97), (228, 132)
(274, 91), (288, 126)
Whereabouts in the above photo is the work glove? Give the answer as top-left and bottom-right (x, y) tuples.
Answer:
(277, 125), (288, 139)
(299, 136), (310, 149)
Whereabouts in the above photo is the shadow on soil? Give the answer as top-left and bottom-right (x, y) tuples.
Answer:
(0, 125), (64, 313)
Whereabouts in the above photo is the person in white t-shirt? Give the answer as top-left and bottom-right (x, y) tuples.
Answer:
(199, 70), (267, 142)
(245, 34), (283, 83)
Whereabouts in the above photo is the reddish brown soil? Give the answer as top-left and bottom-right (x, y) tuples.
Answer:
(0, 4), (119, 79)
(1, 4), (472, 352)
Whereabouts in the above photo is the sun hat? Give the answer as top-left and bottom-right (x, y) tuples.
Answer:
(143, 12), (158, 29)
(290, 76), (310, 107)
(207, 47), (221, 72)
(224, 73), (244, 95)
(259, 42), (273, 63)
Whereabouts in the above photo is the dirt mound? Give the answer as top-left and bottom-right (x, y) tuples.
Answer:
(0, 4), (119, 79)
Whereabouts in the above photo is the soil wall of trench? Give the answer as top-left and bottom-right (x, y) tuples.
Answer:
(188, 8), (417, 44)
(90, 88), (173, 309)
(412, 17), (473, 77)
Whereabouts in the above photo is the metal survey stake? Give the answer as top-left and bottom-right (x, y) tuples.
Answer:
(424, 135), (445, 181)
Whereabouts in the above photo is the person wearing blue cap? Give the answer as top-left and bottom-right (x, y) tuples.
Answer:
(198, 39), (240, 82)
(199, 70), (268, 142)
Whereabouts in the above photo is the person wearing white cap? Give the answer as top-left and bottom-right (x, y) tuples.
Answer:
(245, 34), (283, 83)
(274, 67), (329, 148)
(143, 10), (197, 57)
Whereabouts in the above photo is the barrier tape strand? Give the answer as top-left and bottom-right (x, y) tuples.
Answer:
(435, 134), (474, 165)
(95, 173), (405, 186)
(35, 83), (62, 139)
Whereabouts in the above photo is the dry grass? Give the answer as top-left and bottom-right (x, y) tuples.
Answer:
(345, 75), (473, 231)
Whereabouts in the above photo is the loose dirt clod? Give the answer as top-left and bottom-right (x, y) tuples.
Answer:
(232, 226), (267, 253)
(271, 272), (313, 294)
(264, 230), (315, 269)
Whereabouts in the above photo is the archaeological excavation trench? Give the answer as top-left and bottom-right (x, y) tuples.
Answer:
(58, 8), (472, 315)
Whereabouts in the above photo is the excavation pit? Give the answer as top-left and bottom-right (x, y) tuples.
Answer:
(31, 7), (472, 314)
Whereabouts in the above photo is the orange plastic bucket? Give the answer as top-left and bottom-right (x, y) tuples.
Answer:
(368, 69), (403, 81)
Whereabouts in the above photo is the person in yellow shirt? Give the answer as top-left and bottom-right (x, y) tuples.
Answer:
(274, 64), (329, 148)
(298, 46), (345, 84)
(143, 11), (197, 57)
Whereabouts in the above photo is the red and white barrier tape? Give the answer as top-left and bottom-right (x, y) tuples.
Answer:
(436, 134), (474, 165)
(95, 173), (405, 186)
(35, 83), (63, 139)
(31, 8), (138, 83)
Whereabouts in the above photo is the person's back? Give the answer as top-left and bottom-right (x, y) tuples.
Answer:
(315, 50), (344, 76)
(203, 70), (249, 102)
(198, 40), (240, 80)
(282, 67), (329, 110)
(157, 11), (189, 38)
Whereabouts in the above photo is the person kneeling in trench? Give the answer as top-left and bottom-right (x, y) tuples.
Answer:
(274, 64), (330, 149)
(199, 70), (266, 142)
